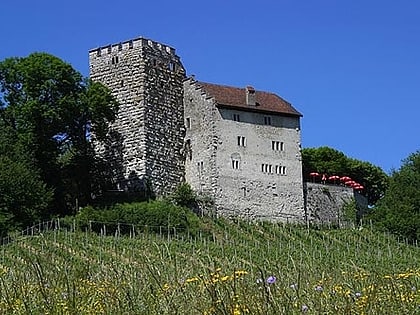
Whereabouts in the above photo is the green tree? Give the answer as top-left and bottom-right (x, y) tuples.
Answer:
(0, 53), (118, 217)
(369, 151), (420, 242)
(302, 146), (388, 205)
(0, 122), (53, 235)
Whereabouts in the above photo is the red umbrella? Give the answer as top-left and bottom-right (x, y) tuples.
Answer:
(328, 175), (340, 184)
(340, 176), (351, 182)
(309, 172), (320, 182)
(345, 180), (355, 186)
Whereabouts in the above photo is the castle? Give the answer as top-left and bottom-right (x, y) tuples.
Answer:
(89, 37), (305, 222)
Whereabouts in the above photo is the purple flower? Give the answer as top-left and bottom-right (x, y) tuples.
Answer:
(301, 304), (309, 312)
(266, 275), (277, 284)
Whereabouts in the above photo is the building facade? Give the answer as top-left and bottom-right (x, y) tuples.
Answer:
(184, 79), (304, 222)
(89, 37), (305, 222)
(89, 37), (186, 195)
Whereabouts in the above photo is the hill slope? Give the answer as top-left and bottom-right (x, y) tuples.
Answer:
(0, 220), (419, 314)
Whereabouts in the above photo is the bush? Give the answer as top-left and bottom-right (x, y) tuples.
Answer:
(70, 200), (201, 236)
(170, 183), (196, 207)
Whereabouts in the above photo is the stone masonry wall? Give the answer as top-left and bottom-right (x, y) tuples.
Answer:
(214, 108), (304, 222)
(89, 38), (185, 195)
(183, 78), (218, 197)
(304, 182), (368, 226)
(184, 79), (305, 222)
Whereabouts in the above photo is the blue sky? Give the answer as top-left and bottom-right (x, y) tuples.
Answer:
(1, 0), (419, 173)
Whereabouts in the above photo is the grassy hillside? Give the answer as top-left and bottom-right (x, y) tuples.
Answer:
(0, 219), (419, 314)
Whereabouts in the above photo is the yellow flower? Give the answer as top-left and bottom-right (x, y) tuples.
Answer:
(186, 277), (199, 283)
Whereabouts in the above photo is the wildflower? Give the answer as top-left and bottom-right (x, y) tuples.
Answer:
(234, 270), (248, 276)
(186, 277), (199, 283)
(290, 283), (298, 290)
(315, 285), (323, 292)
(256, 278), (263, 284)
(301, 304), (309, 312)
(354, 292), (362, 298)
(266, 276), (277, 284)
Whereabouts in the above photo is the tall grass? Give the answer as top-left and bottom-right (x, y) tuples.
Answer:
(0, 219), (419, 314)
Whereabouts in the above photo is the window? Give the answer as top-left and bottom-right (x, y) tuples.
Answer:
(233, 114), (240, 122)
(261, 163), (273, 174)
(118, 43), (122, 51)
(281, 166), (286, 175)
(275, 165), (287, 175)
(197, 161), (204, 175)
(272, 140), (284, 151)
(185, 139), (192, 160)
(168, 62), (175, 71)
(232, 159), (240, 170)
(111, 56), (119, 64)
(237, 136), (246, 147)
(264, 116), (272, 125)
(186, 117), (191, 129)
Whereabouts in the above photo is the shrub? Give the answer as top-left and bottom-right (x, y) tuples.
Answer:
(170, 182), (196, 207)
(70, 200), (201, 236)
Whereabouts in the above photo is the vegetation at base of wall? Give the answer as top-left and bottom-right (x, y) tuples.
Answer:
(170, 182), (197, 208)
(341, 199), (358, 225)
(0, 219), (419, 314)
(61, 199), (202, 237)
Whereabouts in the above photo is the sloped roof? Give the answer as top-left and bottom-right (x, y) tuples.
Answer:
(197, 81), (302, 117)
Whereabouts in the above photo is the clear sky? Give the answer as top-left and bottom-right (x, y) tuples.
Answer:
(1, 0), (419, 173)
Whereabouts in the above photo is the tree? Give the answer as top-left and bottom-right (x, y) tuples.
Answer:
(0, 121), (53, 235)
(369, 151), (420, 242)
(302, 146), (389, 205)
(0, 53), (118, 218)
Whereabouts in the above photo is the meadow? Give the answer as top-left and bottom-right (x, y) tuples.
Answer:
(0, 218), (419, 314)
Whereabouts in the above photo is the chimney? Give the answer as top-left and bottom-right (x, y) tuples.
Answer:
(246, 86), (256, 106)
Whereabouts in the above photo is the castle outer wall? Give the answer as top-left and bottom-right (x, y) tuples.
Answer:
(89, 38), (186, 195)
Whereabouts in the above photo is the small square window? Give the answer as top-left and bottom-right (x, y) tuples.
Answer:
(232, 159), (240, 170)
(264, 116), (272, 125)
(237, 136), (246, 147)
(272, 140), (284, 151)
(197, 161), (204, 175)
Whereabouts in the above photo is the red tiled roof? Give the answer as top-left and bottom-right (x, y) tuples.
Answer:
(197, 81), (302, 117)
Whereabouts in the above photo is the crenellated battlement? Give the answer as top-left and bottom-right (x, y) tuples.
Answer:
(89, 37), (177, 58)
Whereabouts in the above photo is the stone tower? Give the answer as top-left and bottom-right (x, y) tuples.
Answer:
(89, 37), (186, 195)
